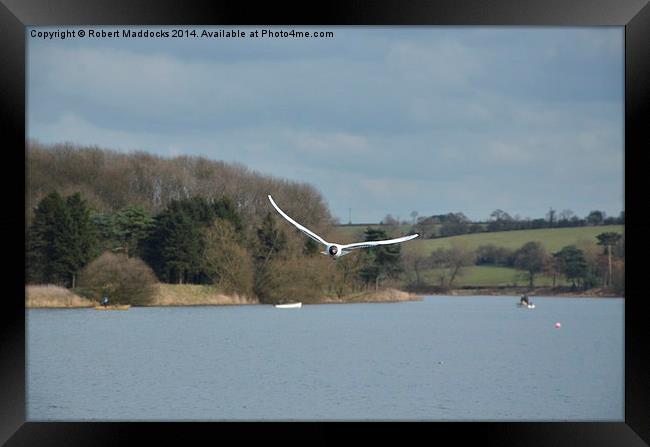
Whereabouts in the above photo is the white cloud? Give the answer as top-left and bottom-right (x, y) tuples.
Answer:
(32, 112), (158, 152)
(27, 27), (624, 222)
(287, 130), (370, 156)
(485, 141), (534, 164)
(385, 39), (481, 87)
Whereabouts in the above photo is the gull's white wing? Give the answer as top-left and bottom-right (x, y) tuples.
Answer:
(340, 233), (419, 251)
(268, 195), (329, 246)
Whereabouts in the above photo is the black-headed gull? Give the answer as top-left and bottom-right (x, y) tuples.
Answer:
(268, 195), (419, 258)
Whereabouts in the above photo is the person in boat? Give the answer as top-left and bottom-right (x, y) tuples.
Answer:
(520, 295), (529, 305)
(101, 295), (109, 307)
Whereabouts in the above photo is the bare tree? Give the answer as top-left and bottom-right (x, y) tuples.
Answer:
(382, 214), (398, 226)
(430, 241), (474, 289)
(546, 207), (556, 226)
(559, 209), (575, 221)
(26, 141), (333, 231)
(203, 219), (254, 296)
(513, 241), (547, 288)
(77, 252), (157, 305)
(403, 250), (430, 288)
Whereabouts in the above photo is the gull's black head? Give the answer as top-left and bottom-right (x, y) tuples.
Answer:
(328, 245), (338, 256)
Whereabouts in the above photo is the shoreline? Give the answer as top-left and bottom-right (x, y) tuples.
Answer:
(25, 285), (422, 308)
(25, 284), (621, 309)
(318, 289), (423, 304)
(427, 286), (623, 298)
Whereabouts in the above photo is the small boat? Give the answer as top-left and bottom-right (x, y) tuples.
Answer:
(274, 302), (302, 309)
(94, 304), (131, 311)
(516, 302), (535, 309)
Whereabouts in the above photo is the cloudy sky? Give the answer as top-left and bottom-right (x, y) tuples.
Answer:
(27, 26), (624, 223)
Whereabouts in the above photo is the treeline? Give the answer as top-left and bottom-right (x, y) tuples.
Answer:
(404, 234), (625, 295)
(26, 140), (333, 234)
(26, 191), (410, 304)
(26, 142), (419, 304)
(385, 208), (624, 239)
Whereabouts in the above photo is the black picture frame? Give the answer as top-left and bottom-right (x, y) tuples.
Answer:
(2, 0), (648, 445)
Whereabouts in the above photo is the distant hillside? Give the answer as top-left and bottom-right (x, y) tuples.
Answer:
(403, 225), (624, 256)
(331, 224), (623, 253)
(327, 224), (415, 243)
(425, 265), (569, 288)
(328, 224), (625, 255)
(331, 224), (625, 289)
(26, 141), (332, 233)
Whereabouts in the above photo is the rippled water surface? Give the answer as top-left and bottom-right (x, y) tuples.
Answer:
(27, 296), (624, 420)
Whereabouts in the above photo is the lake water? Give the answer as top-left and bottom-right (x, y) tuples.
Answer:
(26, 296), (624, 421)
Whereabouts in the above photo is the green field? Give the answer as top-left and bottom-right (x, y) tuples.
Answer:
(414, 265), (570, 288)
(331, 224), (623, 254)
(330, 224), (623, 288)
(405, 225), (623, 256)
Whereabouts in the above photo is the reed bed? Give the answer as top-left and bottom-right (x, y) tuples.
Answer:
(26, 285), (96, 308)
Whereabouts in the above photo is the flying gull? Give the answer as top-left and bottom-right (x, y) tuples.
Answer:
(268, 195), (419, 258)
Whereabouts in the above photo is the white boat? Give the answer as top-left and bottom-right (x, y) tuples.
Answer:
(517, 302), (535, 309)
(274, 302), (302, 309)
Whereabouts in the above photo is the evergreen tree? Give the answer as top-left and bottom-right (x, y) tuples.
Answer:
(211, 196), (243, 232)
(91, 212), (117, 254)
(358, 227), (404, 290)
(27, 192), (65, 283)
(65, 193), (96, 287)
(144, 205), (203, 284)
(140, 196), (243, 284)
(553, 245), (588, 289)
(252, 212), (288, 300)
(175, 197), (215, 226)
(255, 212), (287, 263)
(113, 206), (154, 257)
(27, 191), (95, 287)
(168, 196), (241, 231)
(596, 232), (623, 287)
